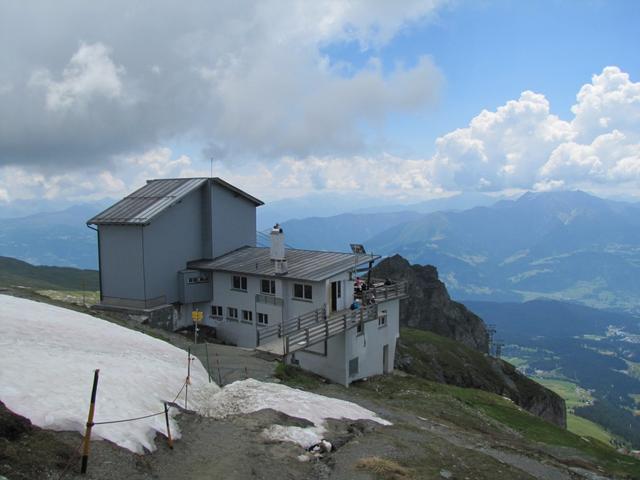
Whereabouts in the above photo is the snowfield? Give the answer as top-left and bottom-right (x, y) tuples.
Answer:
(0, 294), (219, 453)
(0, 295), (390, 453)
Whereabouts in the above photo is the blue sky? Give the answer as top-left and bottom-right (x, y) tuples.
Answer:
(1, 1), (639, 212)
(324, 0), (640, 156)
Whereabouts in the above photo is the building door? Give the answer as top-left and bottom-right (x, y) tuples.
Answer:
(383, 344), (389, 374)
(330, 281), (338, 312)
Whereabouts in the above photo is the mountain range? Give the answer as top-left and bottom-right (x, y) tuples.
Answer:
(2, 190), (640, 314)
(283, 190), (640, 314)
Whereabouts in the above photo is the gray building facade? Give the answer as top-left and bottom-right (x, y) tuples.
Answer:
(89, 177), (405, 386)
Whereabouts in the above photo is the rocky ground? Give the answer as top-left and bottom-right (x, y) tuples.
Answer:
(2, 366), (638, 480)
(1, 288), (639, 479)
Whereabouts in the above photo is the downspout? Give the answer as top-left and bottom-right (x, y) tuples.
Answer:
(87, 224), (103, 302)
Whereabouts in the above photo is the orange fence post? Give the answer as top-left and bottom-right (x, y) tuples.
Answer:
(164, 403), (174, 449)
(81, 369), (100, 474)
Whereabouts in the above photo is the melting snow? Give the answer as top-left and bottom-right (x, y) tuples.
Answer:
(0, 294), (219, 453)
(0, 294), (390, 453)
(192, 378), (391, 447)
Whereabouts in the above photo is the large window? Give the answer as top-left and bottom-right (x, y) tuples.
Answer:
(227, 307), (238, 321)
(211, 305), (223, 317)
(242, 310), (253, 323)
(293, 283), (313, 300)
(232, 275), (247, 291)
(261, 279), (276, 295)
(257, 313), (269, 325)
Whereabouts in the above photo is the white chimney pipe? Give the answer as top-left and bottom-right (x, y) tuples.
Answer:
(270, 223), (288, 274)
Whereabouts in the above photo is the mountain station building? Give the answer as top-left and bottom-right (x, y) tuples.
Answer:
(87, 177), (407, 385)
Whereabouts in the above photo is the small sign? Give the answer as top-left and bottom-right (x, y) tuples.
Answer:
(192, 310), (204, 322)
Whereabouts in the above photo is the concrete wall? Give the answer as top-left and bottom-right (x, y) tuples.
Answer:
(211, 182), (256, 257)
(143, 189), (204, 304)
(346, 298), (400, 383)
(99, 225), (145, 303)
(295, 334), (347, 385)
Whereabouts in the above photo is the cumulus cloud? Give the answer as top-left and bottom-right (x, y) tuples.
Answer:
(0, 1), (444, 168)
(0, 148), (193, 204)
(429, 66), (640, 194)
(29, 43), (125, 112)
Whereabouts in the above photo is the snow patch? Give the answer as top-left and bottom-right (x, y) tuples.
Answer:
(0, 295), (390, 453)
(0, 295), (219, 453)
(192, 378), (391, 448)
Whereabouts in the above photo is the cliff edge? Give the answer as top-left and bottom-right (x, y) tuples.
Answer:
(373, 254), (489, 353)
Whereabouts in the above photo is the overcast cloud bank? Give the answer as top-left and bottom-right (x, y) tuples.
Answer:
(0, 2), (638, 206)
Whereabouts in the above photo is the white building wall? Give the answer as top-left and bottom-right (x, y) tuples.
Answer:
(346, 298), (400, 383)
(294, 334), (347, 385)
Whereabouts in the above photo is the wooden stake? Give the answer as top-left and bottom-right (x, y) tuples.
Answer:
(185, 348), (191, 410)
(164, 403), (173, 449)
(216, 355), (222, 386)
(204, 343), (212, 383)
(81, 369), (100, 474)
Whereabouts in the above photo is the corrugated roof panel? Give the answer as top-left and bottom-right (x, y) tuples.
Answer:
(88, 177), (263, 226)
(88, 178), (207, 225)
(189, 247), (379, 282)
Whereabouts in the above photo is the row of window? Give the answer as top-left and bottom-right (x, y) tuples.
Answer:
(232, 275), (313, 300)
(187, 275), (209, 284)
(211, 305), (270, 325)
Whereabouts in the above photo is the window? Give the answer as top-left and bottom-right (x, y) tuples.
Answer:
(337, 281), (342, 298)
(232, 275), (247, 291)
(261, 279), (276, 295)
(257, 313), (269, 325)
(349, 357), (359, 376)
(211, 305), (223, 317)
(188, 275), (208, 284)
(356, 322), (364, 335)
(242, 310), (253, 322)
(378, 310), (387, 328)
(227, 307), (238, 320)
(293, 283), (313, 300)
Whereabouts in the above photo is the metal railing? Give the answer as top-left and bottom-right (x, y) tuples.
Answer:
(256, 279), (408, 355)
(255, 293), (284, 307)
(256, 307), (326, 346)
(360, 280), (408, 303)
(284, 303), (379, 355)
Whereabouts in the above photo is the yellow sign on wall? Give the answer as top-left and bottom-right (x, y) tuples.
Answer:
(191, 310), (204, 322)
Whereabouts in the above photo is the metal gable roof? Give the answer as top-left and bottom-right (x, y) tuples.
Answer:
(189, 247), (379, 282)
(87, 177), (263, 226)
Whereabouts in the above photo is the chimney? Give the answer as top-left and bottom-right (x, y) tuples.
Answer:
(270, 223), (288, 274)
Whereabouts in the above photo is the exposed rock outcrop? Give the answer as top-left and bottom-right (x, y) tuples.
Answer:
(396, 328), (567, 428)
(373, 254), (489, 353)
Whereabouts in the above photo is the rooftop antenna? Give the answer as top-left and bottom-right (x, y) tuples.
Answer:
(210, 157), (213, 178)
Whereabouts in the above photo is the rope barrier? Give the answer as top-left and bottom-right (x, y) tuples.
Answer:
(89, 379), (188, 427)
(91, 410), (164, 426)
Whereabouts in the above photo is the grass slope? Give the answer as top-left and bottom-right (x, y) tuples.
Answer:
(0, 256), (99, 291)
(279, 365), (640, 479)
(532, 378), (615, 445)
